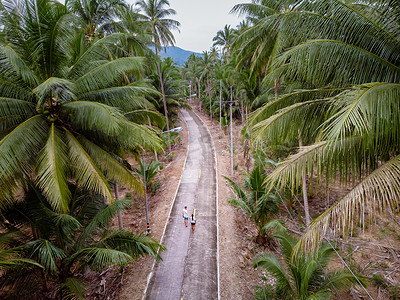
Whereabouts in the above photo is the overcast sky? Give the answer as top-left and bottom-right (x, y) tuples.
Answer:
(128, 0), (245, 53)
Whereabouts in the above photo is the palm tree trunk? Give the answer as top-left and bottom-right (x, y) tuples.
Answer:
(209, 89), (212, 120)
(219, 80), (222, 131)
(299, 133), (311, 227)
(155, 49), (171, 154)
(198, 81), (201, 111)
(144, 101), (159, 162)
(114, 182), (123, 229)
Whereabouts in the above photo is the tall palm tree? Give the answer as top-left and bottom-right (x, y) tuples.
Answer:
(0, 0), (163, 212)
(135, 0), (180, 153)
(66, 0), (128, 42)
(244, 0), (400, 253)
(213, 24), (234, 58)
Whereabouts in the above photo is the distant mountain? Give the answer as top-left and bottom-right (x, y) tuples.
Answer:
(158, 46), (202, 66)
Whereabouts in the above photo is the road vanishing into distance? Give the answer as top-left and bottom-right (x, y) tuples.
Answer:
(145, 109), (218, 300)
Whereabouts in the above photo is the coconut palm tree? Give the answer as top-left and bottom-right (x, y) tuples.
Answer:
(213, 25), (234, 58)
(0, 184), (165, 299)
(254, 222), (365, 299)
(243, 0), (400, 252)
(0, 0), (163, 213)
(66, 0), (128, 42)
(224, 164), (279, 239)
(135, 0), (180, 153)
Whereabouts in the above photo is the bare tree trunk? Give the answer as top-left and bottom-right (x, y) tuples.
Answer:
(299, 133), (311, 227)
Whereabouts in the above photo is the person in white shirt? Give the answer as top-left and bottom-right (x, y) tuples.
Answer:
(182, 206), (188, 227)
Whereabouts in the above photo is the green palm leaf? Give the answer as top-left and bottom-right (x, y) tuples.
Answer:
(75, 198), (131, 249)
(33, 77), (75, 108)
(253, 253), (294, 298)
(118, 120), (164, 152)
(75, 57), (144, 94)
(124, 109), (165, 127)
(294, 154), (400, 255)
(77, 135), (142, 191)
(36, 124), (71, 213)
(60, 101), (126, 135)
(79, 85), (160, 110)
(323, 83), (400, 149)
(58, 277), (87, 300)
(68, 33), (128, 80)
(2, 45), (38, 88)
(98, 230), (165, 261)
(26, 239), (66, 274)
(0, 115), (48, 184)
(65, 130), (114, 204)
(251, 99), (329, 146)
(0, 98), (35, 129)
(275, 39), (400, 86)
(0, 258), (43, 271)
(70, 247), (132, 270)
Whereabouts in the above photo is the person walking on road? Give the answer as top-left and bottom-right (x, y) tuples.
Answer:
(182, 206), (189, 227)
(190, 214), (196, 233)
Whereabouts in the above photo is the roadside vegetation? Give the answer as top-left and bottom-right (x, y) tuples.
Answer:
(0, 0), (184, 298)
(182, 0), (400, 298)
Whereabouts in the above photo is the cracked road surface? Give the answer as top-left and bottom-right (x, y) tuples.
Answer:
(145, 109), (218, 299)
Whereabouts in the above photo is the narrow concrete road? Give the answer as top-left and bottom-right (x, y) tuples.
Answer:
(145, 109), (218, 300)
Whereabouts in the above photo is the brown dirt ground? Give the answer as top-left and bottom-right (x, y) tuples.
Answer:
(88, 103), (400, 300)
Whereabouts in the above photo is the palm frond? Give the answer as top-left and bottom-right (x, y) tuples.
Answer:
(75, 57), (144, 95)
(0, 115), (48, 185)
(275, 39), (400, 86)
(124, 109), (165, 127)
(323, 83), (400, 153)
(253, 253), (293, 297)
(65, 130), (113, 204)
(0, 97), (35, 130)
(267, 136), (366, 190)
(26, 239), (66, 274)
(118, 120), (164, 152)
(223, 175), (248, 202)
(2, 45), (38, 88)
(33, 77), (75, 108)
(77, 135), (142, 191)
(75, 198), (131, 249)
(294, 154), (400, 255)
(0, 258), (43, 271)
(98, 230), (165, 261)
(70, 247), (132, 270)
(68, 33), (128, 80)
(58, 277), (87, 300)
(251, 99), (329, 146)
(36, 124), (71, 213)
(60, 101), (126, 135)
(79, 85), (160, 110)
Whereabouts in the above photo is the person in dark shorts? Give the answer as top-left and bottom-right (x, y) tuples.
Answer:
(190, 214), (196, 233)
(182, 206), (189, 227)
